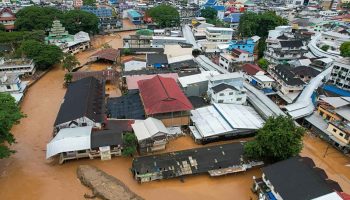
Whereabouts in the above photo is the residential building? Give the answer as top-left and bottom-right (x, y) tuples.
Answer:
(269, 64), (305, 103)
(150, 36), (187, 48)
(192, 22), (214, 39)
(178, 71), (220, 96)
(54, 77), (105, 133)
(241, 63), (265, 82)
(146, 54), (168, 68)
(207, 73), (247, 104)
(127, 9), (142, 25)
(329, 58), (350, 91)
(209, 83), (247, 104)
(0, 7), (15, 32)
(219, 49), (254, 72)
(137, 75), (193, 127)
(81, 6), (113, 18)
(0, 73), (28, 102)
(73, 0), (83, 7)
(253, 156), (343, 200)
(123, 35), (152, 48)
(99, 17), (122, 33)
(265, 38), (307, 64)
(131, 117), (169, 154)
(190, 103), (264, 143)
(0, 58), (36, 76)
(227, 38), (255, 54)
(205, 27), (234, 43)
(132, 142), (263, 183)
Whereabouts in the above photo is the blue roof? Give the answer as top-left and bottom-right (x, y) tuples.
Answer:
(128, 9), (142, 18)
(323, 85), (350, 97)
(204, 0), (217, 6)
(211, 5), (225, 11)
(267, 192), (277, 200)
(224, 13), (241, 23)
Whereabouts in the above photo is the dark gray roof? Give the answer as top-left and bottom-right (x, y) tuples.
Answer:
(54, 77), (105, 126)
(262, 156), (338, 200)
(211, 83), (237, 93)
(107, 90), (145, 120)
(188, 96), (209, 109)
(146, 54), (168, 65)
(277, 34), (289, 40)
(292, 66), (320, 77)
(280, 40), (303, 48)
(272, 65), (305, 86)
(132, 142), (244, 176)
(90, 120), (134, 149)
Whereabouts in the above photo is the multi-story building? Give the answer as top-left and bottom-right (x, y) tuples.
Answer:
(219, 49), (254, 71)
(81, 6), (113, 18)
(205, 27), (234, 43)
(0, 7), (15, 32)
(227, 38), (255, 54)
(329, 58), (350, 91)
(0, 58), (36, 76)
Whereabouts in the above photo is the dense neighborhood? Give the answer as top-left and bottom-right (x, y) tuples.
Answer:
(1, 0), (350, 199)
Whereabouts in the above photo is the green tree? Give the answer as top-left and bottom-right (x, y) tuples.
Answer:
(0, 93), (25, 158)
(146, 5), (180, 28)
(15, 6), (63, 31)
(62, 53), (80, 72)
(83, 0), (96, 6)
(0, 24), (5, 32)
(122, 132), (137, 157)
(257, 58), (269, 70)
(321, 45), (330, 52)
(18, 40), (63, 70)
(238, 11), (287, 38)
(200, 7), (217, 20)
(340, 42), (350, 57)
(136, 29), (153, 36)
(257, 39), (266, 59)
(62, 10), (99, 34)
(122, 48), (132, 55)
(64, 73), (73, 87)
(102, 43), (112, 49)
(244, 115), (305, 162)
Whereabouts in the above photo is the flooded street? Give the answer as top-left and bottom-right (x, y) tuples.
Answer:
(1, 21), (350, 200)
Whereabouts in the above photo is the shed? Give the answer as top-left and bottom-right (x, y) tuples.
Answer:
(132, 118), (169, 142)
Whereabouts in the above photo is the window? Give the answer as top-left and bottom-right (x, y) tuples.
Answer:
(6, 85), (11, 90)
(333, 128), (337, 133)
(229, 92), (233, 95)
(345, 134), (350, 140)
(236, 98), (242, 101)
(339, 133), (344, 137)
(218, 100), (224, 103)
(219, 93), (225, 96)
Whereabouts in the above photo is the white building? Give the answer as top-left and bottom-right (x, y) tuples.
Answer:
(0, 58), (36, 76)
(178, 71), (220, 96)
(0, 73), (28, 102)
(151, 36), (187, 48)
(207, 73), (247, 104)
(205, 27), (234, 43)
(329, 58), (350, 91)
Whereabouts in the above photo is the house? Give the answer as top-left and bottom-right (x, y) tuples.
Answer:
(0, 8), (15, 32)
(242, 63), (265, 81)
(81, 6), (113, 18)
(223, 13), (241, 29)
(205, 27), (234, 43)
(123, 35), (152, 48)
(291, 65), (321, 83)
(127, 9), (142, 25)
(209, 83), (247, 104)
(207, 73), (246, 103)
(219, 49), (255, 72)
(192, 22), (214, 39)
(54, 77), (105, 133)
(167, 55), (198, 71)
(329, 58), (350, 92)
(253, 156), (343, 200)
(0, 73), (28, 102)
(178, 71), (220, 96)
(99, 17), (122, 33)
(131, 117), (169, 154)
(251, 75), (275, 92)
(0, 58), (36, 76)
(227, 38), (255, 54)
(89, 48), (120, 63)
(132, 142), (263, 183)
(190, 103), (265, 143)
(137, 75), (193, 127)
(146, 54), (168, 68)
(269, 64), (305, 103)
(123, 59), (147, 72)
(125, 73), (179, 90)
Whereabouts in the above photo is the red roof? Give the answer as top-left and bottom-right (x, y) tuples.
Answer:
(0, 8), (15, 22)
(242, 63), (264, 75)
(339, 192), (350, 200)
(232, 48), (250, 57)
(138, 75), (193, 115)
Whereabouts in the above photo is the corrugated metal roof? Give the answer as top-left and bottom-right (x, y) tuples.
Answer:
(131, 118), (169, 141)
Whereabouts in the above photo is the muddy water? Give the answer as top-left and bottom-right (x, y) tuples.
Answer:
(301, 134), (350, 192)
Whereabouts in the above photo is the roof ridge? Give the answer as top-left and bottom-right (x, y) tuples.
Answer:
(157, 75), (174, 101)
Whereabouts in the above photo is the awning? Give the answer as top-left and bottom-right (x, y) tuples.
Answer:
(46, 126), (92, 159)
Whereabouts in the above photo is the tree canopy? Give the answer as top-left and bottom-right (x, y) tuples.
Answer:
(200, 7), (217, 20)
(244, 115), (305, 162)
(340, 41), (350, 57)
(18, 40), (63, 70)
(238, 11), (288, 38)
(122, 132), (137, 157)
(257, 58), (269, 71)
(62, 10), (99, 34)
(146, 5), (180, 28)
(0, 24), (5, 32)
(62, 53), (80, 72)
(15, 6), (98, 34)
(83, 0), (96, 6)
(0, 93), (25, 158)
